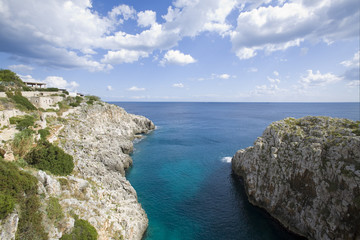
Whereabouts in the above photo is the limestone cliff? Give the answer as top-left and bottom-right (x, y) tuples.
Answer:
(0, 101), (155, 240)
(56, 103), (155, 240)
(232, 116), (360, 240)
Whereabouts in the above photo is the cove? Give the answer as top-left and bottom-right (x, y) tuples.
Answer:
(114, 102), (359, 240)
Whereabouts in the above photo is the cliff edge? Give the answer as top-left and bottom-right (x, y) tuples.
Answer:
(232, 116), (360, 240)
(0, 97), (154, 240)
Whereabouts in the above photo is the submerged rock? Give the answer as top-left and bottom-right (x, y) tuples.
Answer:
(232, 116), (360, 240)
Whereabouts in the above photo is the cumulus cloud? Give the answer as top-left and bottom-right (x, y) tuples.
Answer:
(231, 0), (360, 59)
(18, 74), (79, 90)
(341, 51), (359, 68)
(0, 0), (358, 70)
(173, 83), (184, 88)
(219, 74), (231, 79)
(101, 50), (149, 64)
(127, 86), (145, 91)
(107, 85), (113, 91)
(300, 70), (342, 88)
(267, 76), (280, 84)
(341, 51), (360, 81)
(8, 64), (33, 73)
(160, 50), (196, 66)
(44, 76), (79, 90)
(137, 10), (157, 27)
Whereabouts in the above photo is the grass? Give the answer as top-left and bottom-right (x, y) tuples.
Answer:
(47, 197), (64, 224)
(12, 129), (34, 158)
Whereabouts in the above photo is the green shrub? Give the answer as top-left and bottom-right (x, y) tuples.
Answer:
(36, 87), (59, 92)
(25, 141), (74, 176)
(61, 218), (98, 240)
(0, 193), (15, 219)
(38, 128), (50, 141)
(16, 194), (47, 240)
(47, 197), (64, 223)
(22, 86), (32, 91)
(0, 159), (47, 240)
(12, 129), (34, 157)
(12, 95), (37, 111)
(0, 86), (5, 92)
(10, 115), (36, 131)
(0, 69), (25, 87)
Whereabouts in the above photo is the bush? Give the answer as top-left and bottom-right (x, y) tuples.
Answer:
(10, 115), (35, 131)
(25, 141), (74, 176)
(38, 129), (50, 141)
(0, 69), (25, 87)
(12, 129), (34, 157)
(0, 193), (15, 219)
(61, 218), (98, 240)
(12, 94), (37, 111)
(0, 159), (43, 236)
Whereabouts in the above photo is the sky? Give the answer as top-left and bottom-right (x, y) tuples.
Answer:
(0, 0), (359, 102)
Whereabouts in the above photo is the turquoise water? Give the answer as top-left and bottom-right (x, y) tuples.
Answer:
(113, 102), (359, 240)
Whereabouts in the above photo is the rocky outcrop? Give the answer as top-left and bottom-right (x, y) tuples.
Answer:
(232, 116), (360, 240)
(51, 102), (155, 240)
(0, 102), (154, 240)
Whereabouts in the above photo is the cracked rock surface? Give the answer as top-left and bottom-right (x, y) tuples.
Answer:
(232, 116), (360, 240)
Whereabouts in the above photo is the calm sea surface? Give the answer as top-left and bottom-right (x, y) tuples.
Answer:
(112, 102), (359, 240)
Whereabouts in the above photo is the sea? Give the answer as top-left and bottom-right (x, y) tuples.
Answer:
(112, 102), (359, 240)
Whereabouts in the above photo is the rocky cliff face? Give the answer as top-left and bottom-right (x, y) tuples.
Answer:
(0, 102), (155, 240)
(232, 116), (360, 240)
(56, 103), (155, 240)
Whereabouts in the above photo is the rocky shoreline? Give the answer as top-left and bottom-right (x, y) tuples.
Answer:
(0, 101), (155, 240)
(232, 116), (360, 240)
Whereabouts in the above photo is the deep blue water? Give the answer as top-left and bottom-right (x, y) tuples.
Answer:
(112, 102), (359, 240)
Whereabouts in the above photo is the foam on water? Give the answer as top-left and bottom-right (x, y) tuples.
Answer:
(221, 156), (232, 163)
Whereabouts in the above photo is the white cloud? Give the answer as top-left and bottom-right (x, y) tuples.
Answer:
(273, 71), (279, 76)
(107, 85), (113, 91)
(231, 0), (360, 59)
(19, 74), (79, 90)
(101, 50), (149, 64)
(128, 86), (145, 91)
(137, 10), (157, 27)
(109, 4), (136, 22)
(341, 51), (360, 81)
(44, 76), (79, 90)
(300, 70), (342, 88)
(267, 76), (280, 84)
(173, 83), (184, 88)
(341, 51), (360, 68)
(346, 80), (360, 88)
(160, 50), (196, 66)
(252, 84), (286, 96)
(8, 64), (33, 73)
(1, 0), (358, 70)
(219, 74), (231, 79)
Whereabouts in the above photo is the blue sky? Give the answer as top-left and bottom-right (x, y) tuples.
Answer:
(0, 0), (359, 102)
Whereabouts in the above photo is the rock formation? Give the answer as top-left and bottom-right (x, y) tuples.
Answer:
(0, 101), (155, 240)
(55, 103), (155, 240)
(232, 116), (360, 240)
